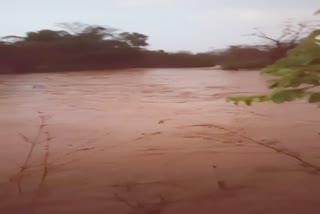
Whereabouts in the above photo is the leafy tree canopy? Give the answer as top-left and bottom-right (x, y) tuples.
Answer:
(228, 11), (320, 105)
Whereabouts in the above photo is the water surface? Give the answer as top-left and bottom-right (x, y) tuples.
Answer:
(1, 68), (320, 214)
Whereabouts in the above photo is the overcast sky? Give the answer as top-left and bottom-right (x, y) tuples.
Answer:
(1, 0), (319, 52)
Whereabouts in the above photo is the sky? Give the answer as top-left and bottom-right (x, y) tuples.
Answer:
(1, 0), (319, 52)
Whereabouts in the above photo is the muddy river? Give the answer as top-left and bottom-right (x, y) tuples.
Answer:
(0, 68), (320, 214)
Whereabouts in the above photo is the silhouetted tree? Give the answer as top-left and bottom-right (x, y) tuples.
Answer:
(215, 45), (273, 70)
(250, 21), (318, 60)
(229, 10), (320, 104)
(24, 30), (67, 42)
(0, 22), (215, 73)
(118, 32), (148, 48)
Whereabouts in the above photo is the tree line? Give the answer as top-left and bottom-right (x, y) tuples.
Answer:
(0, 21), (314, 73)
(0, 23), (215, 73)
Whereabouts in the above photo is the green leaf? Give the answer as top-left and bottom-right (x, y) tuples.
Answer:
(267, 80), (279, 88)
(275, 68), (297, 76)
(253, 95), (270, 102)
(227, 95), (270, 105)
(270, 90), (305, 104)
(315, 9), (320, 15)
(271, 92), (289, 103)
(309, 93), (320, 103)
(226, 97), (239, 105)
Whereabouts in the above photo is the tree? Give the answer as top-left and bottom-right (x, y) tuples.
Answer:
(215, 45), (273, 70)
(0, 22), (216, 73)
(118, 32), (148, 48)
(57, 22), (116, 40)
(250, 21), (317, 60)
(24, 30), (70, 42)
(228, 12), (320, 105)
(1, 35), (24, 43)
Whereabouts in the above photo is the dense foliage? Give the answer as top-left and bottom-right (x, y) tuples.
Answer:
(0, 21), (301, 74)
(214, 45), (277, 70)
(228, 12), (320, 104)
(0, 23), (215, 73)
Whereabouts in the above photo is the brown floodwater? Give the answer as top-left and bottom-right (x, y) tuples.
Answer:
(0, 68), (320, 214)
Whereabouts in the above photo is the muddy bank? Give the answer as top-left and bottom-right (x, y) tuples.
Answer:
(0, 68), (320, 214)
